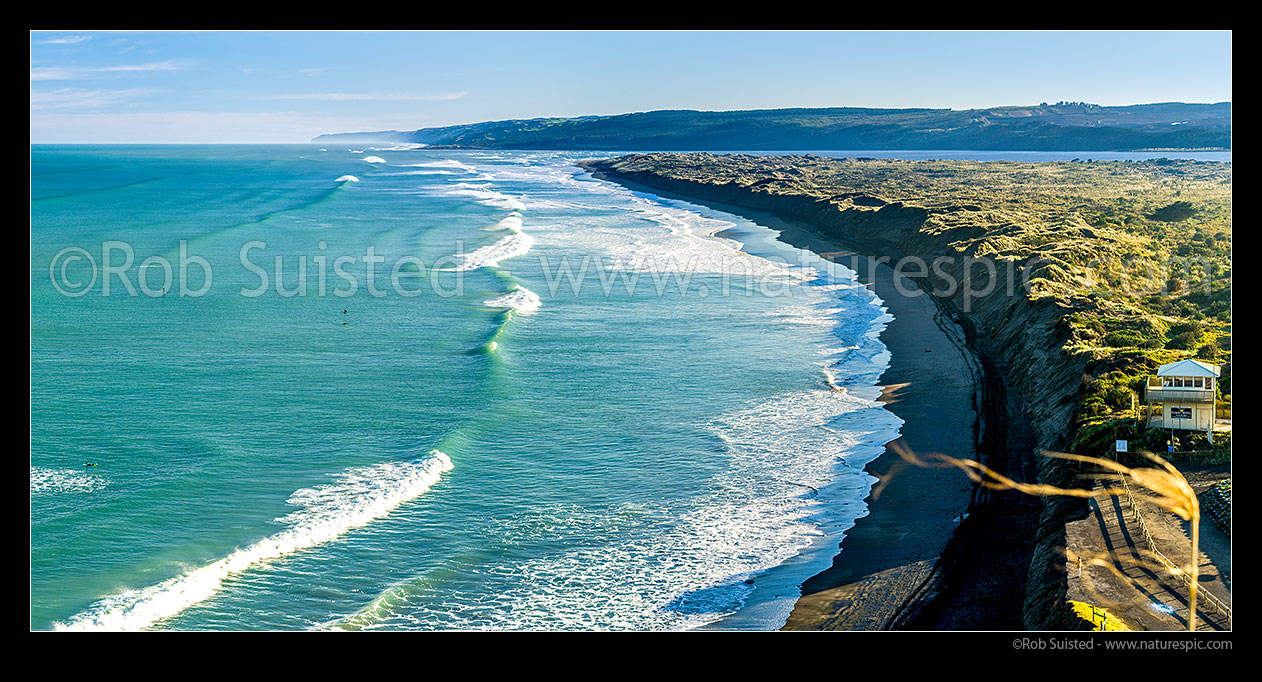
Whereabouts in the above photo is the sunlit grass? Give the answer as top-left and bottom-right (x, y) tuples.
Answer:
(1069, 600), (1132, 631)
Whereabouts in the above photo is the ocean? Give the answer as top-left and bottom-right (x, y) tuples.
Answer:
(30, 145), (901, 630)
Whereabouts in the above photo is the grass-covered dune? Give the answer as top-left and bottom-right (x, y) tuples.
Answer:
(582, 152), (1231, 628)
(585, 152), (1231, 433)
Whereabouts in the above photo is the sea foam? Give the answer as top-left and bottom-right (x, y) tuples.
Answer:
(447, 182), (527, 212)
(31, 466), (107, 495)
(327, 159), (903, 631)
(55, 451), (453, 631)
(334, 387), (900, 631)
(368, 143), (426, 151)
(456, 232), (536, 272)
(451, 211), (534, 272)
(361, 156), (387, 164)
(403, 159), (479, 173)
(483, 286), (542, 313)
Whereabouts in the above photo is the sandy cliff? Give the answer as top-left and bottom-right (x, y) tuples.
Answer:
(582, 154), (1099, 629)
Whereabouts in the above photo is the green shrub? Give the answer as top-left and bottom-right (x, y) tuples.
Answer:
(1166, 321), (1204, 350)
(1150, 201), (1197, 222)
(1103, 330), (1143, 347)
(1103, 385), (1134, 411)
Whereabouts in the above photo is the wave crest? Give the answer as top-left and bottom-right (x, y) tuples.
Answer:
(55, 451), (453, 631)
(483, 286), (541, 313)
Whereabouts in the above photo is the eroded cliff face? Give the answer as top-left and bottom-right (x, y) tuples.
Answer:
(583, 158), (1086, 446)
(581, 155), (1091, 629)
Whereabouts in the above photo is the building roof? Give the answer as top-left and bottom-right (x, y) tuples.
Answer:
(1157, 358), (1221, 377)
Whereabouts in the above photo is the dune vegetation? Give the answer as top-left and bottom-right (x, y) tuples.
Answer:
(586, 152), (1231, 630)
(587, 153), (1232, 456)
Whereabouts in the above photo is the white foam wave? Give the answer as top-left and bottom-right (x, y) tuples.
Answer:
(330, 155), (902, 631)
(486, 215), (522, 232)
(474, 163), (803, 278)
(31, 466), (107, 494)
(55, 451), (453, 631)
(361, 156), (387, 164)
(447, 183), (527, 212)
(456, 231), (536, 272)
(400, 159), (478, 173)
(483, 286), (541, 313)
(334, 388), (900, 631)
(368, 143), (426, 151)
(335, 175), (360, 183)
(447, 210), (534, 272)
(380, 169), (457, 176)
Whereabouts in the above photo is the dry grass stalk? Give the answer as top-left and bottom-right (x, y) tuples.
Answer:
(888, 442), (1201, 631)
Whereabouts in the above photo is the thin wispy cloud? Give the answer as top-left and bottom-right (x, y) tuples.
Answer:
(30, 88), (153, 111)
(98, 61), (185, 73)
(262, 91), (467, 102)
(30, 60), (188, 81)
(31, 110), (434, 144)
(40, 35), (92, 45)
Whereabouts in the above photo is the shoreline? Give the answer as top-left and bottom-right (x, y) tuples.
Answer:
(718, 204), (985, 631)
(587, 170), (985, 630)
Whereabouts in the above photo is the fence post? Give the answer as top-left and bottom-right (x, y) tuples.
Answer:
(1118, 474), (1231, 625)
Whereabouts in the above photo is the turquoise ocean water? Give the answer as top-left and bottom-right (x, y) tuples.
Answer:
(30, 145), (901, 630)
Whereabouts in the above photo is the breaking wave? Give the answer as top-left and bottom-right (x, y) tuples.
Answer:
(483, 286), (541, 314)
(55, 451), (453, 631)
(401, 159), (479, 173)
(368, 143), (426, 151)
(456, 231), (535, 272)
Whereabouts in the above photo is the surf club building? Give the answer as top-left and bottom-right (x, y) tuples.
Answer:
(1144, 359), (1225, 442)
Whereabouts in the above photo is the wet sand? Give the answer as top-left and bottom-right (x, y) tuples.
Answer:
(588, 173), (985, 630)
(733, 209), (982, 630)
(772, 222), (979, 628)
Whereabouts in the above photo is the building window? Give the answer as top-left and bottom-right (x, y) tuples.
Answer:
(1193, 377), (1204, 388)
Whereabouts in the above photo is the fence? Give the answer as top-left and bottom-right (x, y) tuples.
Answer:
(1117, 476), (1232, 624)
(1083, 602), (1115, 631)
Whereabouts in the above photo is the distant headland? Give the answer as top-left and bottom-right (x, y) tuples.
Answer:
(313, 102), (1231, 152)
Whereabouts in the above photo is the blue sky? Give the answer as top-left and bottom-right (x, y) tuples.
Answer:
(30, 30), (1232, 143)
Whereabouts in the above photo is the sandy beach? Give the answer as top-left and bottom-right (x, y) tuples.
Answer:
(720, 207), (983, 630)
(592, 173), (987, 630)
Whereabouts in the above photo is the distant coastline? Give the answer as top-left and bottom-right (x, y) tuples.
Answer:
(314, 102), (1231, 152)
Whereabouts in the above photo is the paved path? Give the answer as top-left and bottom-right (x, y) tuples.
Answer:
(1065, 481), (1230, 631)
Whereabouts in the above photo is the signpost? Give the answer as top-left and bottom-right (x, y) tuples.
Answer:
(1115, 440), (1128, 453)
(1166, 406), (1192, 453)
